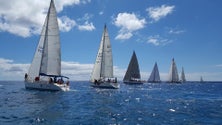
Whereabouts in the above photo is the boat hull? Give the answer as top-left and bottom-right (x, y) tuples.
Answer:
(91, 82), (119, 89)
(25, 81), (69, 91)
(167, 81), (182, 84)
(147, 81), (161, 83)
(123, 80), (143, 85)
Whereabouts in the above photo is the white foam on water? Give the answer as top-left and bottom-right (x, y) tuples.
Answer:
(169, 108), (176, 112)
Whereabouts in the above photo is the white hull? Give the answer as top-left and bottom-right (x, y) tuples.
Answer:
(91, 82), (119, 89)
(25, 81), (69, 91)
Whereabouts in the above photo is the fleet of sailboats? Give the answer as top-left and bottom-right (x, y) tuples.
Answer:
(24, 0), (70, 91)
(148, 62), (161, 83)
(22, 1), (195, 91)
(123, 51), (143, 84)
(90, 25), (119, 89)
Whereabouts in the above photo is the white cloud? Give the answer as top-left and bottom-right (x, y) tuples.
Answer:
(78, 21), (95, 31)
(115, 32), (133, 40)
(0, 58), (93, 81)
(78, 13), (94, 22)
(0, 0), (90, 37)
(147, 5), (175, 22)
(0, 58), (29, 80)
(0, 58), (124, 81)
(99, 11), (104, 15)
(113, 12), (146, 40)
(147, 35), (172, 46)
(58, 16), (76, 32)
(1, 58), (222, 81)
(77, 13), (95, 31)
(61, 61), (93, 80)
(169, 29), (185, 34)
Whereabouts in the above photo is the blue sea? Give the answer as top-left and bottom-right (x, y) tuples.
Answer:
(0, 81), (222, 125)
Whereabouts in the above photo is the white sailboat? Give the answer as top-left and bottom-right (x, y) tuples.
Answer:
(180, 67), (186, 82)
(148, 62), (161, 83)
(168, 58), (180, 83)
(24, 0), (69, 91)
(123, 51), (143, 84)
(90, 25), (119, 89)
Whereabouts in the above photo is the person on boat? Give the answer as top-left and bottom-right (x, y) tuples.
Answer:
(24, 73), (28, 80)
(53, 77), (57, 83)
(57, 79), (61, 84)
(66, 80), (70, 86)
(57, 78), (64, 84)
(94, 79), (98, 85)
(114, 77), (117, 83)
(61, 78), (64, 84)
(49, 77), (53, 83)
(35, 77), (39, 81)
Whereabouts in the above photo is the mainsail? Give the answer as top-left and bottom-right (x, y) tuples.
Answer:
(91, 25), (113, 82)
(168, 58), (179, 83)
(180, 67), (186, 82)
(123, 51), (141, 81)
(28, 0), (61, 80)
(148, 62), (161, 83)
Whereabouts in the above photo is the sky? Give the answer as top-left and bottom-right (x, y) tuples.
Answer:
(0, 0), (222, 81)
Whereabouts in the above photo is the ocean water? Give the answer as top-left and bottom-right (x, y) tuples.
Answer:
(0, 81), (222, 125)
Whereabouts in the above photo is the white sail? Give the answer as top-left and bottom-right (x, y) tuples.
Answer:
(91, 25), (113, 82)
(28, 0), (60, 80)
(123, 51), (141, 81)
(148, 62), (161, 83)
(25, 0), (69, 91)
(168, 58), (179, 83)
(180, 67), (186, 82)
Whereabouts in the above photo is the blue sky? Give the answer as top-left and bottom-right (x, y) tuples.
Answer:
(0, 0), (222, 81)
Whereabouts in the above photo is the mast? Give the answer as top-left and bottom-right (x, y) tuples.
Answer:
(100, 24), (106, 78)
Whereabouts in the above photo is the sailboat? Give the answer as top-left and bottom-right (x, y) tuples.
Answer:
(123, 51), (143, 84)
(200, 76), (204, 83)
(148, 62), (161, 83)
(24, 0), (69, 91)
(90, 25), (119, 89)
(168, 58), (180, 83)
(180, 67), (186, 83)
